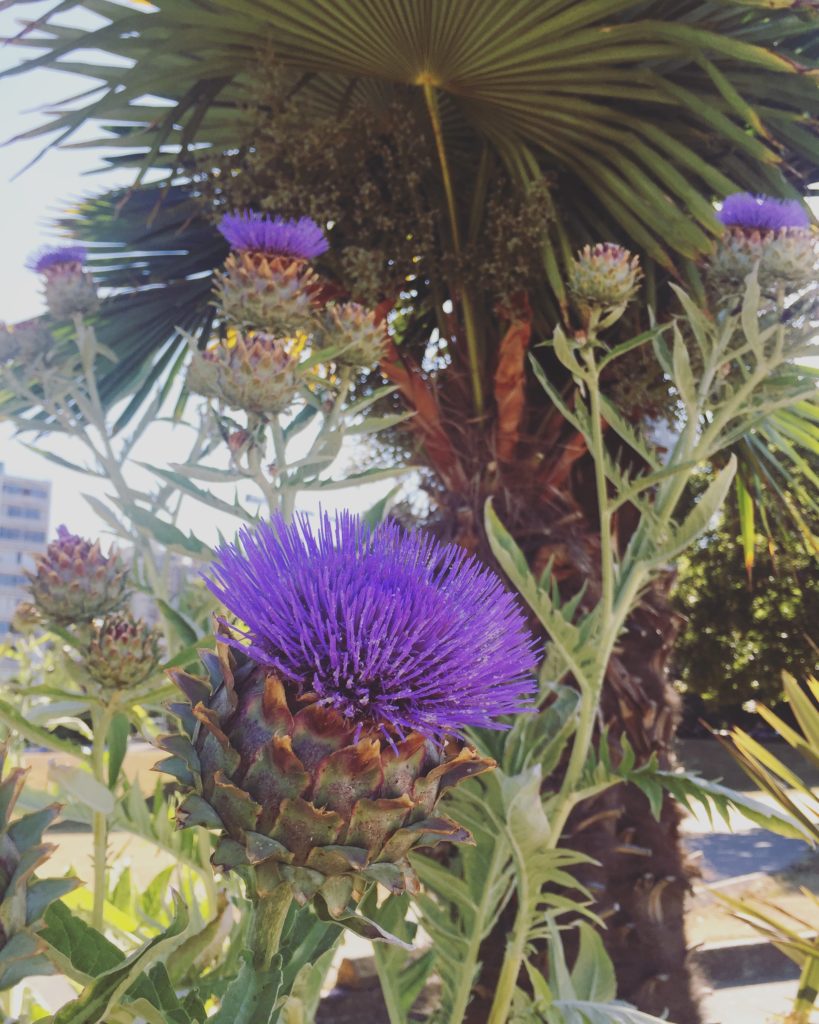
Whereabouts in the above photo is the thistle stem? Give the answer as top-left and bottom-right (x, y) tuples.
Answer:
(89, 702), (114, 931)
(486, 900), (529, 1024)
(447, 837), (510, 1024)
(584, 348), (613, 621)
(249, 882), (293, 971)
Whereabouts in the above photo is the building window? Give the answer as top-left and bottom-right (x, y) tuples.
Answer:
(3, 484), (48, 499)
(0, 622), (10, 634)
(5, 506), (41, 520)
(0, 573), (27, 587)
(0, 528), (46, 542)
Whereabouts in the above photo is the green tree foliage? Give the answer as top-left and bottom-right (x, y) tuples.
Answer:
(673, 489), (818, 715)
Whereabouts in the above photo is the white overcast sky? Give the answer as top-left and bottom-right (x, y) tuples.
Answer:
(0, 2), (395, 545)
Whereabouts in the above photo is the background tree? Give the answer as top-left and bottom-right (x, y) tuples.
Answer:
(673, 473), (819, 721)
(2, 2), (818, 1020)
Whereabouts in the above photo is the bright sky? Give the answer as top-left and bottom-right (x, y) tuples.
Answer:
(0, 2), (394, 546)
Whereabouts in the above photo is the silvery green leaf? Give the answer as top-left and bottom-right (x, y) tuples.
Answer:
(671, 326), (697, 413)
(47, 764), (115, 814)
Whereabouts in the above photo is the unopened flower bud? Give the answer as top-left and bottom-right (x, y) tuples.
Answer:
(227, 429), (251, 454)
(25, 526), (129, 626)
(319, 302), (388, 368)
(11, 601), (41, 635)
(82, 613), (162, 689)
(568, 243), (642, 319)
(187, 333), (301, 416)
(0, 319), (53, 364)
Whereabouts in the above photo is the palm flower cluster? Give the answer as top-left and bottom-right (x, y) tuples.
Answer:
(27, 245), (98, 319)
(26, 526), (129, 627)
(159, 512), (537, 908)
(0, 748), (79, 989)
(709, 192), (815, 297)
(568, 243), (642, 330)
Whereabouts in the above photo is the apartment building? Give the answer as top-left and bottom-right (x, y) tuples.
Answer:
(0, 463), (51, 635)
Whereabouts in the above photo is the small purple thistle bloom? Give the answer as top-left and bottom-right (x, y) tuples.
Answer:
(218, 210), (329, 259)
(717, 193), (809, 232)
(206, 512), (539, 741)
(27, 245), (88, 274)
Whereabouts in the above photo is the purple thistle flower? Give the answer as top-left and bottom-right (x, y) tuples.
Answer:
(717, 193), (809, 232)
(206, 512), (539, 741)
(218, 210), (329, 259)
(27, 245), (88, 274)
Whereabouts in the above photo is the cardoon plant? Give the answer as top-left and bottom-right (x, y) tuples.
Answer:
(709, 191), (815, 298)
(28, 245), (99, 319)
(213, 210), (326, 334)
(158, 511), (537, 973)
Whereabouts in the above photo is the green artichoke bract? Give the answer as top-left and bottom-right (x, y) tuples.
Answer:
(187, 333), (301, 416)
(319, 302), (388, 368)
(0, 748), (79, 989)
(568, 242), (642, 327)
(25, 527), (129, 627)
(82, 613), (163, 689)
(159, 639), (495, 915)
(214, 252), (320, 335)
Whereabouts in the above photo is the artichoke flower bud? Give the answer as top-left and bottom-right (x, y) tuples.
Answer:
(568, 243), (642, 329)
(319, 302), (388, 368)
(213, 211), (328, 334)
(0, 748), (80, 989)
(708, 192), (816, 298)
(11, 601), (41, 636)
(82, 613), (163, 689)
(187, 333), (301, 416)
(158, 513), (538, 914)
(28, 246), (98, 320)
(25, 526), (129, 627)
(0, 319), (52, 364)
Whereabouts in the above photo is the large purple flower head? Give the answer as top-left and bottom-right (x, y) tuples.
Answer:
(717, 193), (809, 232)
(218, 210), (329, 260)
(206, 512), (539, 741)
(27, 246), (88, 275)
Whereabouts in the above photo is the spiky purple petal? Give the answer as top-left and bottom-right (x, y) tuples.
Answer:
(717, 193), (809, 232)
(27, 246), (88, 273)
(206, 512), (538, 740)
(218, 211), (329, 259)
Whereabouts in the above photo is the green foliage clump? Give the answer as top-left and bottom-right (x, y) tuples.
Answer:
(672, 503), (818, 714)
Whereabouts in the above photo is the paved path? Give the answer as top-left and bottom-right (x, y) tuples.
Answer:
(702, 979), (810, 1024)
(688, 829), (809, 882)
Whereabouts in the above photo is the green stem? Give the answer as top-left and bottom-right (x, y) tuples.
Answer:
(422, 81), (484, 416)
(249, 882), (293, 972)
(583, 347), (613, 621)
(486, 896), (529, 1024)
(446, 838), (510, 1024)
(249, 444), (281, 519)
(71, 315), (166, 608)
(90, 702), (115, 931)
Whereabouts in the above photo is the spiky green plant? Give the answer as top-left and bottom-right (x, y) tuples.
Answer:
(0, 748), (79, 990)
